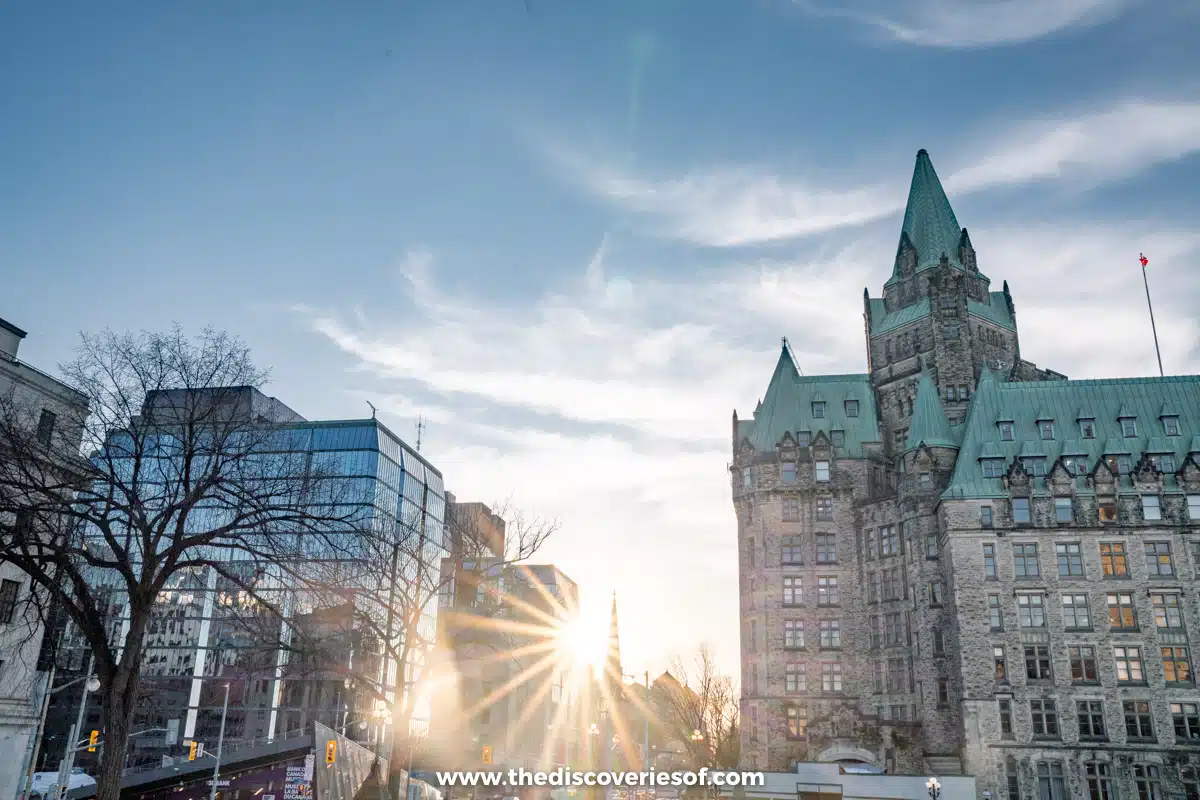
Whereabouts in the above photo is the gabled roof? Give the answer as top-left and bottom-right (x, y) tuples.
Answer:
(904, 372), (957, 452)
(886, 150), (975, 285)
(741, 344), (881, 455)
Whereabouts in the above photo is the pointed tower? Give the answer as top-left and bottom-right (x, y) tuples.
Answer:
(904, 371), (958, 454)
(602, 592), (625, 709)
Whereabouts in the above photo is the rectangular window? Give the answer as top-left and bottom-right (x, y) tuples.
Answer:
(1018, 594), (1046, 628)
(1143, 495), (1162, 521)
(1153, 593), (1183, 629)
(782, 535), (803, 565)
(925, 532), (938, 558)
(1070, 645), (1098, 682)
(1012, 498), (1031, 525)
(1080, 418), (1096, 438)
(0, 579), (19, 624)
(784, 619), (804, 649)
(844, 399), (859, 418)
(815, 497), (833, 520)
(957, 385), (970, 401)
(1121, 417), (1138, 437)
(988, 594), (1003, 630)
(821, 662), (842, 692)
(1064, 456), (1089, 476)
(782, 498), (800, 521)
(1107, 454), (1133, 475)
(1100, 542), (1128, 576)
(867, 572), (879, 603)
(783, 576), (803, 606)
(1014, 543), (1040, 578)
(1085, 763), (1113, 800)
(816, 535), (837, 564)
(873, 661), (884, 693)
(1107, 593), (1138, 629)
(1054, 497), (1073, 523)
(786, 706), (806, 739)
(919, 472), (933, 490)
(982, 459), (1005, 478)
(1025, 644), (1052, 680)
(936, 677), (949, 707)
(981, 505), (994, 528)
(1023, 457), (1047, 477)
(865, 528), (878, 560)
(1056, 542), (1084, 576)
(1173, 702), (1200, 741)
(1163, 647), (1191, 684)
(884, 612), (904, 646)
(928, 581), (943, 606)
(36, 409), (56, 445)
(1164, 416), (1180, 436)
(1098, 500), (1118, 522)
(880, 525), (899, 556)
(781, 462), (797, 484)
(1115, 646), (1145, 683)
(819, 619), (841, 648)
(998, 699), (1013, 739)
(1190, 495), (1200, 521)
(993, 646), (1007, 681)
(1030, 699), (1060, 738)
(1145, 542), (1174, 576)
(1124, 700), (1155, 741)
(1133, 765), (1162, 800)
(817, 576), (839, 606)
(1062, 594), (1091, 630)
(814, 461), (830, 482)
(743, 469), (753, 489)
(1077, 700), (1107, 740)
(785, 663), (806, 693)
(797, 430), (811, 447)
(1157, 454), (1177, 473)
(811, 401), (825, 418)
(1039, 420), (1055, 440)
(983, 543), (997, 578)
(933, 629), (945, 656)
(830, 430), (844, 447)
(999, 422), (1014, 441)
(1182, 767), (1200, 800)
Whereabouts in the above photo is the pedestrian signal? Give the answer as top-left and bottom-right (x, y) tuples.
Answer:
(325, 740), (337, 764)
(188, 741), (198, 761)
(88, 730), (99, 752)
(481, 746), (492, 765)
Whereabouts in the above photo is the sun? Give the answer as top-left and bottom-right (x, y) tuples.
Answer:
(555, 615), (607, 672)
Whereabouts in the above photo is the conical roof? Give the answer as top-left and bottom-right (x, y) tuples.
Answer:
(905, 372), (958, 452)
(891, 150), (964, 280)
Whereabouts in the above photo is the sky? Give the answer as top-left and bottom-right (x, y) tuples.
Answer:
(3, 0), (1200, 680)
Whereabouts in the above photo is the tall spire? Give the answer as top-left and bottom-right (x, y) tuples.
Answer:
(606, 591), (623, 682)
(895, 149), (965, 274)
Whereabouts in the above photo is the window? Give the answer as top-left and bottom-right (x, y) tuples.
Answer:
(0, 579), (19, 624)
(1025, 645), (1052, 680)
(783, 577), (803, 606)
(991, 645), (1007, 680)
(1143, 495), (1162, 521)
(999, 421), (1014, 441)
(815, 497), (833, 520)
(879, 525), (899, 556)
(1057, 543), (1084, 576)
(1070, 645), (1098, 682)
(1100, 542), (1128, 576)
(936, 677), (949, 707)
(816, 535), (837, 564)
(988, 594), (1003, 630)
(817, 576), (839, 606)
(1039, 420), (1055, 440)
(1055, 497), (1074, 523)
(1133, 765), (1162, 800)
(998, 699), (1013, 738)
(1018, 594), (1046, 628)
(1121, 417), (1138, 437)
(1064, 456), (1089, 476)
(981, 506), (994, 529)
(1012, 498), (1031, 525)
(784, 620), (804, 649)
(1162, 647), (1191, 684)
(1014, 543), (1040, 577)
(983, 543), (997, 578)
(797, 430), (811, 447)
(943, 386), (955, 402)
(945, 325), (960, 340)
(1107, 593), (1138, 629)
(865, 528), (878, 559)
(742, 468), (753, 489)
(1031, 699), (1059, 738)
(782, 535), (803, 564)
(1156, 453), (1177, 473)
(1037, 762), (1066, 800)
(1190, 495), (1200, 521)
(781, 462), (797, 484)
(1023, 457), (1047, 477)
(928, 581), (943, 606)
(814, 461), (830, 482)
(884, 612), (904, 646)
(1077, 700), (1107, 740)
(785, 663), (806, 693)
(982, 459), (1005, 478)
(1164, 416), (1180, 436)
(1174, 702), (1200, 741)
(811, 401), (825, 418)
(786, 705), (806, 739)
(1153, 593), (1183, 629)
(830, 430), (844, 447)
(933, 629), (945, 656)
(821, 661), (842, 692)
(957, 385), (970, 401)
(1124, 700), (1155, 741)
(844, 399), (859, 417)
(1115, 646), (1145, 682)
(924, 532), (938, 558)
(1099, 500), (1118, 522)
(1183, 766), (1200, 800)
(819, 619), (841, 648)
(1145, 542), (1174, 576)
(1062, 594), (1092, 630)
(782, 498), (800, 521)
(1106, 454), (1133, 475)
(1084, 762), (1113, 800)
(36, 409), (56, 445)
(867, 572), (879, 603)
(1080, 418), (1096, 438)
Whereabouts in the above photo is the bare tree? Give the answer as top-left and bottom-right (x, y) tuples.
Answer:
(656, 646), (740, 773)
(0, 327), (368, 800)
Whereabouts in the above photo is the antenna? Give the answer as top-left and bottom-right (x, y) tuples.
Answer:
(366, 401), (377, 419)
(415, 415), (426, 452)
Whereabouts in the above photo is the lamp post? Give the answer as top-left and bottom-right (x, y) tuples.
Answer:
(208, 683), (230, 800)
(926, 776), (941, 800)
(53, 654), (100, 800)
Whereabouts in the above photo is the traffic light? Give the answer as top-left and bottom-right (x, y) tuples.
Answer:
(481, 746), (492, 765)
(188, 741), (198, 761)
(88, 730), (99, 753)
(325, 740), (337, 764)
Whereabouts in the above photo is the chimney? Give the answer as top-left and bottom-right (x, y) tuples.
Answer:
(0, 318), (28, 359)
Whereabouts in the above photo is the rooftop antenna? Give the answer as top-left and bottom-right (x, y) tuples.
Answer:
(366, 401), (377, 419)
(415, 415), (426, 452)
(782, 336), (804, 375)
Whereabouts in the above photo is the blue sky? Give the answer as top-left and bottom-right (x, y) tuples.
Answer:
(3, 0), (1200, 677)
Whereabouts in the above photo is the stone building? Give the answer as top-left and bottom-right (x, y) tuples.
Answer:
(732, 150), (1200, 799)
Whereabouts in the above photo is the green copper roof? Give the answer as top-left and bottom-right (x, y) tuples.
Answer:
(904, 372), (958, 452)
(868, 291), (1013, 336)
(887, 150), (965, 284)
(742, 345), (881, 455)
(943, 374), (1200, 499)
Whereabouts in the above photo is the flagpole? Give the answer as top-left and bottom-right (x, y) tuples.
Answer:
(1139, 254), (1164, 377)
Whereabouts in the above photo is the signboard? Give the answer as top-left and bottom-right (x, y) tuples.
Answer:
(303, 754), (314, 781)
(284, 762), (311, 800)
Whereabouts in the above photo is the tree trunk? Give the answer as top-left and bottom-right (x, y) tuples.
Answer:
(94, 686), (133, 800)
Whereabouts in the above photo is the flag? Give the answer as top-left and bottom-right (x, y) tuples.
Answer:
(1139, 253), (1149, 268)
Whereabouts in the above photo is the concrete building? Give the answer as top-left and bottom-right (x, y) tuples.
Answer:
(0, 318), (88, 800)
(732, 150), (1200, 799)
(721, 764), (975, 800)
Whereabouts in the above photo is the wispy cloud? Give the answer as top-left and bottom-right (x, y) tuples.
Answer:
(792, 0), (1132, 48)
(541, 97), (1200, 248)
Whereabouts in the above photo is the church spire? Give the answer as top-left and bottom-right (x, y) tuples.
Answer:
(892, 149), (965, 279)
(606, 590), (623, 681)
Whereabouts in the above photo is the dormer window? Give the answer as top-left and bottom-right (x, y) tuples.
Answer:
(1105, 454), (1132, 475)
(1164, 416), (1180, 437)
(1155, 454), (1177, 473)
(845, 399), (859, 418)
(1022, 458), (1047, 477)
(812, 402), (825, 419)
(1063, 457), (1089, 477)
(1039, 421), (1054, 440)
(998, 422), (1014, 441)
(982, 459), (1006, 478)
(1120, 417), (1138, 438)
(1079, 419), (1096, 439)
(798, 430), (811, 447)
(831, 430), (845, 447)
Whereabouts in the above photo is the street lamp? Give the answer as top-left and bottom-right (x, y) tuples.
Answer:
(690, 729), (704, 743)
(926, 777), (941, 799)
(588, 723), (600, 736)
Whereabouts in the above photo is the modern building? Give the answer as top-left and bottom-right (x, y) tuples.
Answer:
(0, 318), (88, 800)
(732, 150), (1200, 799)
(41, 387), (446, 774)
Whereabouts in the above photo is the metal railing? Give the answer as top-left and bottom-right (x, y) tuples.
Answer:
(119, 726), (311, 779)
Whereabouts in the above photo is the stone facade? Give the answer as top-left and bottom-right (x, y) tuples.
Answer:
(732, 150), (1200, 800)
